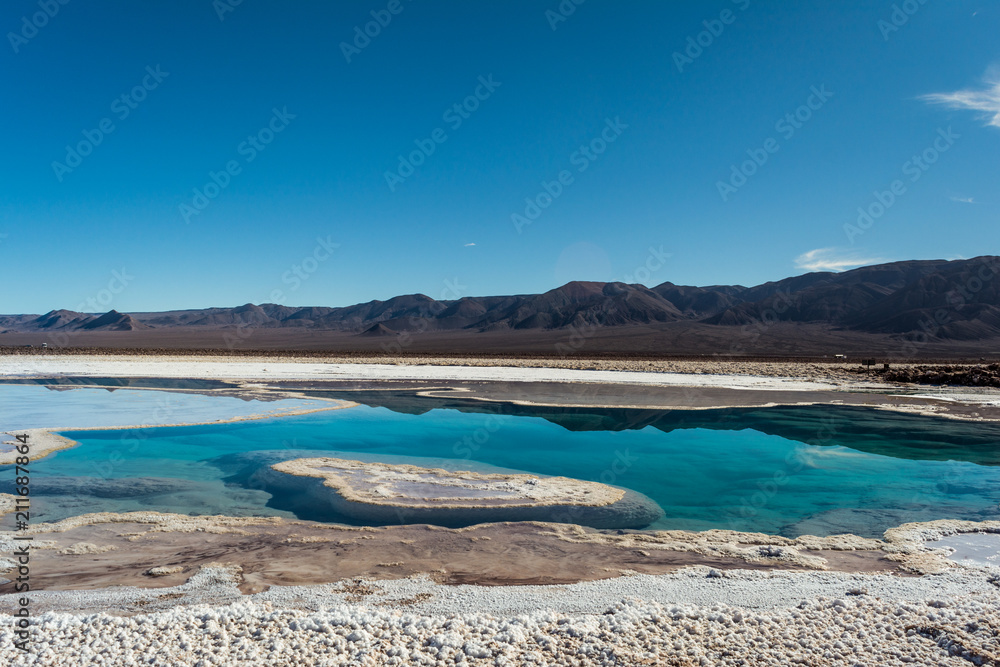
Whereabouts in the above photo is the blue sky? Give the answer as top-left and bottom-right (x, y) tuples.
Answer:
(1, 0), (997, 313)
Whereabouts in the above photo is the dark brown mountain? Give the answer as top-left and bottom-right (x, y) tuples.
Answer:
(702, 258), (999, 336)
(31, 309), (95, 330)
(4, 257), (999, 347)
(358, 323), (397, 337)
(79, 310), (149, 331)
(650, 283), (743, 318)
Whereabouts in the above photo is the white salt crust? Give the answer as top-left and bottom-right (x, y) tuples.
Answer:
(3, 587), (999, 665)
(3, 564), (999, 666)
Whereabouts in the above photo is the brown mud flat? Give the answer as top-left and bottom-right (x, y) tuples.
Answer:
(2, 319), (1000, 358)
(0, 520), (906, 607)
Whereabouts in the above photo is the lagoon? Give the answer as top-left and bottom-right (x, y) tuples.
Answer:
(3, 384), (999, 538)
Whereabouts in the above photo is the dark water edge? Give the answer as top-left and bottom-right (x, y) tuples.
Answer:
(0, 377), (237, 390)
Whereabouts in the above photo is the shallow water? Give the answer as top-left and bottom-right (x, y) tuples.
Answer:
(2, 385), (1000, 537)
(932, 533), (1000, 568)
(0, 383), (330, 431)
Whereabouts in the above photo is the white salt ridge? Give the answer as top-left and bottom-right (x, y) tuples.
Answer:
(4, 572), (999, 666)
(909, 392), (1000, 408)
(0, 356), (846, 391)
(3, 524), (999, 664)
(262, 568), (1000, 617)
(6, 563), (999, 617)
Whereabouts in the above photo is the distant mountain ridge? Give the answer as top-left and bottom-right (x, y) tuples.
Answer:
(3, 257), (999, 342)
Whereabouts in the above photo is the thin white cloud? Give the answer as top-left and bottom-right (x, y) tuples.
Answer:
(922, 73), (1000, 129)
(950, 195), (975, 204)
(794, 248), (887, 272)
(464, 242), (476, 247)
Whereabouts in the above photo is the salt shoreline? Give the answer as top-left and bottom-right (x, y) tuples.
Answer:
(0, 354), (862, 391)
(4, 353), (999, 421)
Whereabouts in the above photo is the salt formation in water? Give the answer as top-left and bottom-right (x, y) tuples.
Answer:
(254, 457), (663, 529)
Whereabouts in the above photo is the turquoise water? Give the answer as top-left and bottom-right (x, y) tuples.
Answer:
(4, 386), (1000, 538)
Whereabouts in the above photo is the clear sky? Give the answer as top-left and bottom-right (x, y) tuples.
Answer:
(2, 0), (997, 313)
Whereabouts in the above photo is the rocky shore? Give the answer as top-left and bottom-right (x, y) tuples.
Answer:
(872, 363), (1000, 388)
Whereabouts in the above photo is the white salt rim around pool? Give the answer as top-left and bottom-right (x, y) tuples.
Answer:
(0, 356), (852, 391)
(3, 561), (998, 618)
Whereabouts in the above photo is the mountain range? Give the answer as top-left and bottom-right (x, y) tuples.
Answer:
(3, 257), (999, 356)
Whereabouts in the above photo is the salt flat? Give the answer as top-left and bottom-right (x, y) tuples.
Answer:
(0, 354), (848, 391)
(3, 567), (999, 666)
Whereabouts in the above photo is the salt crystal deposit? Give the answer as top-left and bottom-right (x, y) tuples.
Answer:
(3, 572), (998, 666)
(258, 457), (663, 529)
